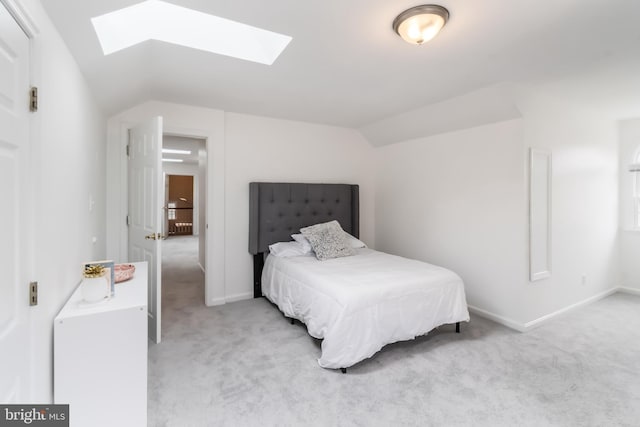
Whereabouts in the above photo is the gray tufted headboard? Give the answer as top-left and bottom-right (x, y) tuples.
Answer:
(249, 182), (359, 297)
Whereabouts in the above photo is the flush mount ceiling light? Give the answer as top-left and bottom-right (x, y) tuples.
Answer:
(392, 4), (449, 45)
(91, 0), (292, 65)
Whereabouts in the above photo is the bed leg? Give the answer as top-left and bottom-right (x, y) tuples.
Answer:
(455, 322), (460, 333)
(340, 368), (347, 374)
(253, 254), (264, 298)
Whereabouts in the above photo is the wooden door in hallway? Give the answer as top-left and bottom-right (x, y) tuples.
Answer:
(0, 3), (33, 402)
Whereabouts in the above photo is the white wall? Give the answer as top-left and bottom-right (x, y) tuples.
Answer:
(163, 162), (199, 176)
(375, 120), (528, 325)
(224, 112), (375, 301)
(619, 118), (640, 291)
(515, 90), (620, 324)
(106, 102), (375, 305)
(374, 88), (620, 328)
(18, 0), (107, 402)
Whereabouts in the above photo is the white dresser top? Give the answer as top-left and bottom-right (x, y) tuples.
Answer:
(55, 261), (148, 320)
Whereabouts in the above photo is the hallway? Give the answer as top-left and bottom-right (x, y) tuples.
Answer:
(161, 235), (205, 322)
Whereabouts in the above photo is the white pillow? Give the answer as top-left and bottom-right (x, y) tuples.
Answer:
(344, 232), (367, 249)
(300, 220), (355, 261)
(291, 234), (313, 253)
(268, 241), (309, 257)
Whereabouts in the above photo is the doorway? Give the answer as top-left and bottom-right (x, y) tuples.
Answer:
(166, 175), (194, 237)
(161, 135), (207, 309)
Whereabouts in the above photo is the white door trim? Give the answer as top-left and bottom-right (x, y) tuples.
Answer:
(0, 0), (38, 38)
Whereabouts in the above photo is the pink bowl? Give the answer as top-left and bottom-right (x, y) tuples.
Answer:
(115, 264), (135, 283)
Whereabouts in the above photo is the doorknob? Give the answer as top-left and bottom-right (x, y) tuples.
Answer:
(145, 233), (167, 240)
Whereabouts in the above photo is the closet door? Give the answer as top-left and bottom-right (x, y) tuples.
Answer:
(0, 4), (33, 402)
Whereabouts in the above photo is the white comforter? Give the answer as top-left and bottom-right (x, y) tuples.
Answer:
(261, 248), (470, 369)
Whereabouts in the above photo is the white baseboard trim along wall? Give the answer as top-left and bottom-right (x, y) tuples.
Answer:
(466, 305), (527, 332)
(468, 287), (635, 332)
(618, 287), (640, 296)
(225, 292), (254, 304)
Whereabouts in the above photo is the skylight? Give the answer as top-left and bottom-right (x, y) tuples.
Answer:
(91, 0), (292, 65)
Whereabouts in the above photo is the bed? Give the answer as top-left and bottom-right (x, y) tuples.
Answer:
(249, 182), (469, 371)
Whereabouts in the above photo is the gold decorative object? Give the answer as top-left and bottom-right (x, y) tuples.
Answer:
(84, 265), (106, 278)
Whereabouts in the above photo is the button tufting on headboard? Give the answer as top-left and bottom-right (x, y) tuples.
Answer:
(249, 182), (359, 256)
(249, 182), (360, 298)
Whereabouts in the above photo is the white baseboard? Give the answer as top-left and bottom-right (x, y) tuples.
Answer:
(467, 305), (526, 332)
(617, 287), (640, 296)
(206, 292), (254, 306)
(225, 292), (253, 303)
(469, 287), (622, 332)
(522, 288), (618, 331)
(207, 297), (226, 306)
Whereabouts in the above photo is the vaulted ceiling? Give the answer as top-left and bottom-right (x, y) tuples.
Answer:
(43, 0), (640, 129)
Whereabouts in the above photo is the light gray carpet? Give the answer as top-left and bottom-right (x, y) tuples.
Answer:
(149, 237), (640, 426)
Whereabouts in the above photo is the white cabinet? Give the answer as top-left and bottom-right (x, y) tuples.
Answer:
(54, 262), (148, 427)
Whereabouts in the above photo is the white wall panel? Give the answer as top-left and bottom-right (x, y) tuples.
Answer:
(619, 118), (640, 290)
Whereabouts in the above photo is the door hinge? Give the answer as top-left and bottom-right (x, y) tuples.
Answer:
(29, 87), (38, 112)
(29, 282), (38, 306)
(126, 214), (130, 226)
(126, 144), (130, 157)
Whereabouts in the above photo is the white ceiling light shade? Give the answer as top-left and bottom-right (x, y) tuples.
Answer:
(91, 0), (292, 65)
(393, 5), (449, 45)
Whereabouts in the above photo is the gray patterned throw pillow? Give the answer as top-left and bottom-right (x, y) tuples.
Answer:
(300, 220), (356, 260)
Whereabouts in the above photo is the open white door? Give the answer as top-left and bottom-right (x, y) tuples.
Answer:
(0, 5), (32, 402)
(128, 117), (163, 343)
